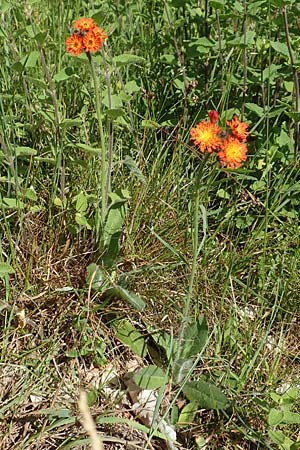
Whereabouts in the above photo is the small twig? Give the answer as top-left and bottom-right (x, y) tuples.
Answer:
(78, 390), (104, 450)
(282, 6), (299, 157)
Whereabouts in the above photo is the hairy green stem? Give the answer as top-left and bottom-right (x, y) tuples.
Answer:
(177, 152), (209, 353)
(88, 53), (107, 235)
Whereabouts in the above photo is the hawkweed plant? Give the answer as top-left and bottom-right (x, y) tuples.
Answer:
(176, 111), (250, 369)
(66, 18), (108, 240)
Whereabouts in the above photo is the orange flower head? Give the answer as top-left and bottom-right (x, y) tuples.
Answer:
(209, 110), (219, 124)
(218, 136), (248, 168)
(66, 33), (84, 56)
(92, 26), (108, 44)
(226, 114), (249, 141)
(83, 30), (102, 53)
(190, 120), (222, 153)
(73, 17), (96, 31)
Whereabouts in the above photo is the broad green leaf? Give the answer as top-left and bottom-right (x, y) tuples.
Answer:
(76, 143), (100, 155)
(271, 41), (291, 59)
(173, 358), (193, 384)
(106, 108), (125, 119)
(124, 80), (140, 94)
(286, 112), (300, 122)
(75, 212), (92, 229)
(245, 103), (264, 116)
(86, 263), (108, 291)
(34, 31), (47, 45)
(2, 198), (25, 209)
(60, 119), (82, 128)
(24, 187), (38, 202)
(210, 0), (226, 9)
(0, 262), (15, 276)
(74, 192), (88, 213)
(146, 325), (176, 361)
(159, 54), (176, 64)
(268, 408), (284, 426)
(282, 410), (300, 424)
(268, 430), (294, 450)
(183, 379), (230, 410)
(141, 119), (161, 129)
(178, 316), (208, 360)
(112, 319), (147, 357)
(15, 146), (37, 157)
(177, 401), (198, 426)
(133, 365), (167, 389)
(102, 190), (130, 267)
(217, 189), (230, 199)
(107, 286), (145, 311)
(113, 53), (146, 66)
(20, 51), (39, 68)
(102, 93), (123, 109)
(54, 67), (76, 82)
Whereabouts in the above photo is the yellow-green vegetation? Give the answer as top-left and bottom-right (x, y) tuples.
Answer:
(0, 1), (300, 449)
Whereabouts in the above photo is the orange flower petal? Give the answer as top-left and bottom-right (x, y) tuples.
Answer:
(218, 136), (248, 168)
(66, 33), (84, 56)
(226, 114), (249, 142)
(190, 120), (222, 153)
(73, 18), (96, 31)
(83, 30), (102, 53)
(92, 26), (108, 44)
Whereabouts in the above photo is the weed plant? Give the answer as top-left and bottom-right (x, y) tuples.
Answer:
(0, 0), (300, 449)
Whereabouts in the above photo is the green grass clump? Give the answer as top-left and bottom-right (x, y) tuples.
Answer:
(0, 1), (300, 449)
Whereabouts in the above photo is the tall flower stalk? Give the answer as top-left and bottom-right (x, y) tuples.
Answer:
(66, 18), (108, 239)
(177, 111), (250, 356)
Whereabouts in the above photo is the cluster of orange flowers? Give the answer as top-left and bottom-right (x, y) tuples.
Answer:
(66, 18), (107, 56)
(190, 111), (249, 169)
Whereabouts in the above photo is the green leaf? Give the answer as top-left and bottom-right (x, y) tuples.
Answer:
(102, 93), (123, 109)
(133, 365), (167, 389)
(86, 263), (108, 291)
(268, 408), (284, 426)
(107, 286), (145, 311)
(286, 112), (300, 122)
(177, 401), (198, 426)
(146, 326), (176, 362)
(2, 197), (25, 209)
(24, 187), (38, 202)
(183, 379), (230, 410)
(113, 53), (146, 66)
(106, 108), (125, 119)
(74, 192), (88, 213)
(76, 143), (100, 155)
(102, 190), (130, 267)
(20, 50), (39, 68)
(210, 0), (226, 8)
(217, 189), (230, 199)
(268, 430), (294, 450)
(15, 146), (37, 158)
(178, 316), (208, 360)
(245, 103), (264, 116)
(271, 41), (291, 59)
(124, 80), (140, 94)
(54, 67), (76, 82)
(141, 119), (161, 129)
(60, 119), (82, 128)
(0, 262), (15, 276)
(282, 410), (300, 424)
(112, 319), (147, 357)
(75, 213), (92, 229)
(173, 358), (193, 384)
